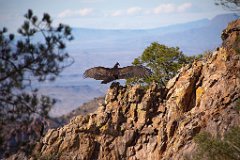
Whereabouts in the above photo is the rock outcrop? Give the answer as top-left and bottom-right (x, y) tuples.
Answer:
(32, 20), (240, 160)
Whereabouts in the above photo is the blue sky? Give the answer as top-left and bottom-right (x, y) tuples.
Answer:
(0, 0), (231, 32)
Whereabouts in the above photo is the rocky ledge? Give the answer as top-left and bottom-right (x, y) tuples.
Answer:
(31, 20), (240, 160)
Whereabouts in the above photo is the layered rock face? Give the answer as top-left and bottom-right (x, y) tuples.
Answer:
(33, 20), (240, 160)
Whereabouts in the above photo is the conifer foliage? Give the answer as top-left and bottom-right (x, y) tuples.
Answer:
(0, 9), (74, 123)
(215, 0), (240, 11)
(127, 42), (193, 87)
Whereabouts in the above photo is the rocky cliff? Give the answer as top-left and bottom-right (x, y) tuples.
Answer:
(32, 20), (240, 160)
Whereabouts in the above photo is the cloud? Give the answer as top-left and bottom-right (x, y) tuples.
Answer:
(153, 4), (175, 14)
(58, 8), (93, 18)
(110, 10), (124, 17)
(110, 6), (143, 17)
(153, 2), (192, 14)
(127, 7), (143, 15)
(177, 3), (192, 12)
(108, 3), (192, 17)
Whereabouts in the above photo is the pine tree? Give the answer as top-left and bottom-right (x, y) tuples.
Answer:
(0, 9), (74, 123)
(127, 42), (194, 87)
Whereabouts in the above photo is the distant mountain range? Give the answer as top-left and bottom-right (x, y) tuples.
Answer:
(70, 13), (239, 55)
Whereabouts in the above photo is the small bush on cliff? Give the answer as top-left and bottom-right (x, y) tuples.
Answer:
(233, 36), (240, 54)
(193, 127), (240, 160)
(127, 42), (194, 87)
(235, 99), (240, 111)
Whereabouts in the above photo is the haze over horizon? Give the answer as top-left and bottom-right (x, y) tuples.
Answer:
(0, 0), (234, 32)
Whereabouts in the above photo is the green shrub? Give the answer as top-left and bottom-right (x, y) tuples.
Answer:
(126, 42), (194, 87)
(235, 99), (240, 111)
(193, 127), (240, 160)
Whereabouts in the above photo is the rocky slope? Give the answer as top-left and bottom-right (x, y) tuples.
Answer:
(1, 97), (103, 159)
(59, 97), (104, 123)
(48, 97), (104, 129)
(32, 20), (240, 160)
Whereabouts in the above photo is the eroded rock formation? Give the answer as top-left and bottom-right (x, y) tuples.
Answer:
(32, 20), (240, 160)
